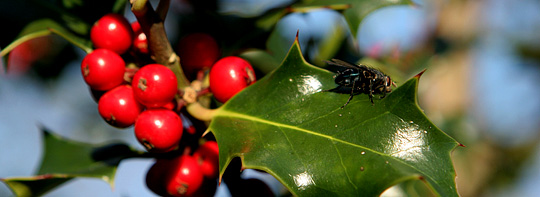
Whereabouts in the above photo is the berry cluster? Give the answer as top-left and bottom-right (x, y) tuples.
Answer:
(80, 13), (257, 196)
(146, 141), (219, 196)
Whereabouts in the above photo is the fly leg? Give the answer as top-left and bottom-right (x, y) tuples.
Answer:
(376, 84), (387, 99)
(341, 77), (357, 108)
(368, 80), (375, 105)
(380, 90), (387, 99)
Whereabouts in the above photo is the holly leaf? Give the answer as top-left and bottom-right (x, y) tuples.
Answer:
(209, 37), (460, 196)
(2, 176), (72, 197)
(0, 18), (92, 59)
(1, 128), (141, 196)
(1, 0), (128, 58)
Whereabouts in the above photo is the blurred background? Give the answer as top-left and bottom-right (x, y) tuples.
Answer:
(2, 0), (540, 196)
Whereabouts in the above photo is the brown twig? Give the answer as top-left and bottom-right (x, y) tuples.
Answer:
(131, 0), (190, 89)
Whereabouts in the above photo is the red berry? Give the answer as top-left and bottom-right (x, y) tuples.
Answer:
(185, 126), (196, 135)
(193, 141), (219, 179)
(131, 21), (148, 54)
(162, 100), (177, 111)
(98, 85), (144, 128)
(132, 64), (178, 108)
(178, 33), (220, 73)
(166, 155), (204, 197)
(135, 109), (183, 152)
(81, 48), (125, 91)
(146, 158), (174, 196)
(209, 56), (256, 103)
(90, 13), (134, 54)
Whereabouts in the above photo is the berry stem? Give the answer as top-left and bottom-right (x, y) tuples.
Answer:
(156, 0), (170, 21)
(124, 67), (139, 81)
(197, 87), (211, 97)
(186, 102), (217, 122)
(131, 0), (190, 89)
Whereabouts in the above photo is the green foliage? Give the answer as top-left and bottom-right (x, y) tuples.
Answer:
(0, 0), (127, 68)
(1, 0), (460, 196)
(209, 38), (459, 196)
(2, 176), (72, 197)
(1, 129), (141, 196)
(0, 19), (92, 57)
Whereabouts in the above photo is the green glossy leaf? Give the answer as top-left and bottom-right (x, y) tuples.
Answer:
(294, 0), (414, 37)
(210, 38), (460, 196)
(2, 176), (72, 197)
(0, 18), (92, 58)
(1, 128), (141, 196)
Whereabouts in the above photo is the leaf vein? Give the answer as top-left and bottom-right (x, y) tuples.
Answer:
(332, 140), (358, 191)
(296, 107), (343, 127)
(218, 110), (377, 154)
(278, 126), (308, 171)
(337, 111), (392, 134)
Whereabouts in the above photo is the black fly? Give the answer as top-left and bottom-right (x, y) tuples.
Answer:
(323, 59), (396, 108)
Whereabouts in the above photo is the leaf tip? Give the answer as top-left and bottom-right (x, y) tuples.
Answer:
(202, 129), (211, 137)
(458, 143), (466, 147)
(294, 29), (302, 52)
(414, 69), (427, 80)
(38, 124), (53, 137)
(417, 175), (427, 183)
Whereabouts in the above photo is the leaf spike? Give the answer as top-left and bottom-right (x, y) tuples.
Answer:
(239, 155), (246, 172)
(418, 175), (426, 182)
(37, 124), (53, 137)
(295, 29), (301, 50)
(458, 143), (466, 147)
(35, 174), (55, 179)
(414, 69), (427, 80)
(202, 129), (211, 137)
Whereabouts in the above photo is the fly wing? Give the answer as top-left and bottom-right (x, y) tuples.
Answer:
(326, 59), (361, 70)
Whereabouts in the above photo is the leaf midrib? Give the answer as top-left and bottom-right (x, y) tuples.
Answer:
(216, 108), (439, 188)
(217, 109), (387, 157)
